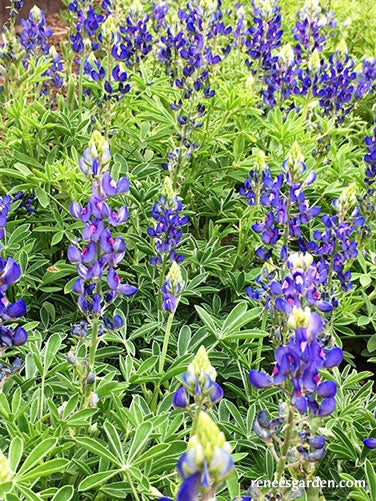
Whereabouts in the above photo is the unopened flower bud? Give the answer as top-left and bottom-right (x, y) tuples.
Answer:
(304, 0), (319, 13)
(246, 73), (255, 89)
(162, 176), (175, 200)
(166, 261), (183, 295)
(190, 345), (216, 380)
(286, 142), (305, 177)
(66, 351), (78, 366)
(308, 49), (321, 73)
(89, 392), (99, 407)
(86, 371), (96, 385)
(337, 39), (348, 59)
(278, 43), (294, 68)
(255, 150), (266, 171)
(254, 0), (274, 17)
(288, 306), (312, 329)
(287, 252), (313, 270)
(30, 5), (42, 22)
(102, 15), (116, 40)
(335, 182), (357, 214)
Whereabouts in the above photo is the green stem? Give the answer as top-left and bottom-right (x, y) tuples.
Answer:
(327, 237), (337, 294)
(40, 374), (45, 421)
(275, 405), (295, 488)
(158, 255), (168, 311)
(88, 315), (99, 371)
(159, 311), (175, 373)
(78, 54), (85, 119)
(124, 471), (140, 501)
(256, 309), (268, 370)
(235, 205), (256, 268)
(190, 403), (202, 437)
(82, 314), (99, 408)
(105, 41), (112, 138)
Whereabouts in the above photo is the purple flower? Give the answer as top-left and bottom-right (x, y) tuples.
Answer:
(0, 203), (27, 350)
(364, 438), (376, 449)
(249, 370), (273, 388)
(173, 386), (188, 408)
(148, 183), (188, 266)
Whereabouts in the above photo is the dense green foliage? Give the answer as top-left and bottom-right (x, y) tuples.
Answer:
(1, 0), (376, 500)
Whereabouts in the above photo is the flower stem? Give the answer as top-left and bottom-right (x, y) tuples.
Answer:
(256, 308), (268, 370)
(78, 54), (85, 120)
(124, 471), (140, 501)
(88, 315), (99, 372)
(274, 404), (295, 489)
(82, 314), (99, 408)
(159, 311), (175, 373)
(190, 402), (202, 437)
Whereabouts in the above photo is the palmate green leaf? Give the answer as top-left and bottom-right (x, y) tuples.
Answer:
(133, 443), (170, 466)
(222, 306), (264, 334)
(195, 305), (219, 335)
(35, 187), (49, 208)
(78, 470), (120, 491)
(43, 333), (62, 374)
(17, 459), (69, 482)
(224, 329), (269, 340)
(177, 325), (191, 357)
(100, 482), (130, 499)
(365, 459), (376, 500)
(128, 422), (153, 462)
(75, 437), (121, 466)
(0, 393), (11, 418)
(65, 408), (97, 426)
(226, 470), (240, 499)
(9, 437), (23, 472)
(16, 485), (42, 501)
(50, 486), (75, 501)
(17, 438), (57, 476)
(0, 482), (13, 497)
(103, 422), (125, 465)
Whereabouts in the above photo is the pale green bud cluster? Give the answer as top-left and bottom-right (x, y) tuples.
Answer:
(286, 142), (305, 178)
(278, 43), (295, 68)
(288, 252), (314, 270)
(131, 0), (144, 14)
(102, 15), (116, 41)
(245, 73), (255, 89)
(31, 6), (42, 23)
(190, 413), (227, 462)
(189, 346), (217, 381)
(162, 176), (176, 200)
(185, 413), (233, 484)
(201, 0), (218, 11)
(336, 182), (358, 213)
(254, 0), (274, 18)
(89, 131), (110, 165)
(255, 150), (267, 171)
(288, 306), (312, 330)
(167, 262), (183, 296)
(337, 39), (348, 60)
(49, 45), (58, 60)
(303, 0), (320, 14)
(308, 49), (321, 73)
(0, 451), (12, 482)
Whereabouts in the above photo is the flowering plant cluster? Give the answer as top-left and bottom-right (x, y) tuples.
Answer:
(1, 1), (376, 500)
(67, 130), (136, 405)
(0, 196), (27, 387)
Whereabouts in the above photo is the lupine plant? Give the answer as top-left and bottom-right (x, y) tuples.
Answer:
(0, 195), (27, 386)
(67, 130), (136, 406)
(1, 0), (376, 500)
